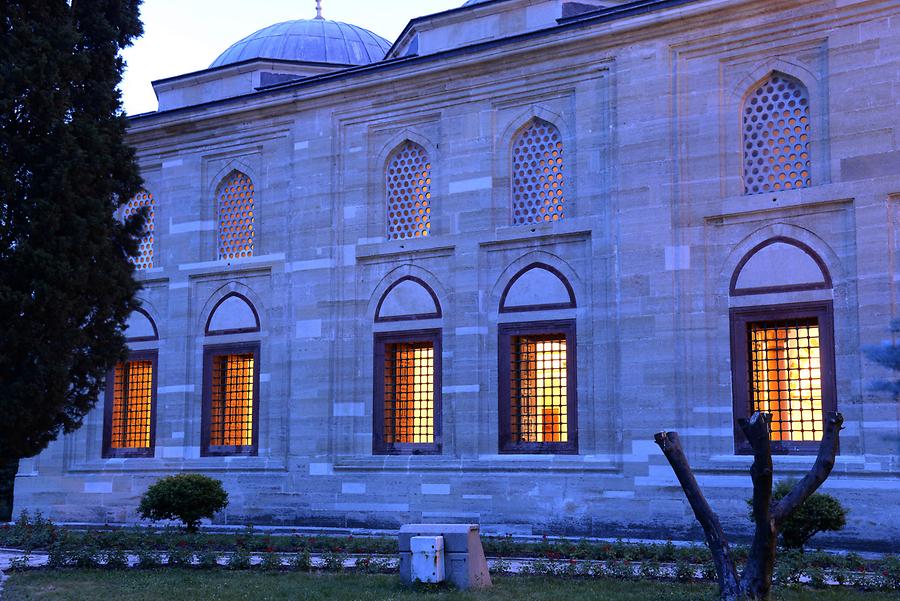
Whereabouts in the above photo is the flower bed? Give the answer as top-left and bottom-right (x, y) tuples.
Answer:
(1, 511), (897, 591)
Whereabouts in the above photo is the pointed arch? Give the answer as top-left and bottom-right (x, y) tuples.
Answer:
(367, 264), (447, 324)
(510, 117), (566, 225)
(384, 140), (433, 241)
(215, 169), (255, 260)
(500, 262), (576, 313)
(741, 71), (811, 195)
(375, 276), (442, 322)
(125, 307), (159, 342)
(730, 237), (831, 296)
(205, 292), (261, 336)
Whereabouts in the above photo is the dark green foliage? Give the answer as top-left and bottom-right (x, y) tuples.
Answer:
(138, 474), (228, 532)
(750, 480), (848, 549)
(0, 0), (145, 521)
(774, 480), (847, 549)
(864, 319), (900, 398)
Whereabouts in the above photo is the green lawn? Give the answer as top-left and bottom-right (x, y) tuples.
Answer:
(3, 571), (896, 601)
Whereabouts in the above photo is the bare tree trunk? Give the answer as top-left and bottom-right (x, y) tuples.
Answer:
(0, 458), (19, 522)
(772, 413), (844, 526)
(655, 431), (742, 601)
(738, 414), (776, 601)
(654, 411), (843, 601)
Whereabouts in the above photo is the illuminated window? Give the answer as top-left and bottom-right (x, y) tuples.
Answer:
(216, 171), (255, 260)
(731, 303), (836, 454)
(386, 142), (432, 241)
(499, 321), (577, 454)
(511, 118), (565, 225)
(374, 331), (441, 454)
(121, 190), (156, 270)
(203, 344), (259, 456)
(103, 352), (157, 458)
(743, 73), (811, 195)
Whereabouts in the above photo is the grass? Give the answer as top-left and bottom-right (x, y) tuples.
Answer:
(3, 571), (898, 601)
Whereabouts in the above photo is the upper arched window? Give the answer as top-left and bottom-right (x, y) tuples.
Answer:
(216, 171), (255, 260)
(511, 118), (565, 225)
(742, 73), (811, 195)
(122, 190), (155, 270)
(386, 142), (432, 241)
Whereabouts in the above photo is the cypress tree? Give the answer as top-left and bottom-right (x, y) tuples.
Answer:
(0, 0), (144, 521)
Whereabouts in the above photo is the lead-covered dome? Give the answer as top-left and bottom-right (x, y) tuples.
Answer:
(210, 18), (391, 68)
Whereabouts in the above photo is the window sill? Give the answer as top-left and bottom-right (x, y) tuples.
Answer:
(334, 454), (617, 473)
(66, 456), (286, 473)
(701, 453), (868, 474)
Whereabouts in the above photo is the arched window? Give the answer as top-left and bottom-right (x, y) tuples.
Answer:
(122, 190), (155, 270)
(497, 263), (577, 454)
(729, 238), (836, 454)
(201, 292), (261, 456)
(742, 73), (811, 195)
(373, 276), (442, 455)
(216, 171), (255, 260)
(511, 118), (565, 225)
(103, 308), (159, 458)
(386, 141), (432, 241)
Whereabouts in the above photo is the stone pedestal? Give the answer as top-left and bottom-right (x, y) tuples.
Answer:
(399, 523), (492, 589)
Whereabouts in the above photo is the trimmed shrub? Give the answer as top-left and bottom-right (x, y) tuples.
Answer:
(773, 480), (847, 549)
(138, 473), (228, 532)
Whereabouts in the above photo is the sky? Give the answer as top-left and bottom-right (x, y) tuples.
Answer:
(120, 0), (463, 115)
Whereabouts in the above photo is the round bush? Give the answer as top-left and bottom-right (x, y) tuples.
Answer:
(772, 480), (847, 549)
(750, 480), (847, 550)
(138, 473), (228, 532)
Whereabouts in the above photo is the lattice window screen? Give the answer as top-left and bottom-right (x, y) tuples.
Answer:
(111, 360), (153, 449)
(210, 353), (255, 447)
(512, 119), (565, 225)
(383, 342), (435, 444)
(122, 190), (155, 270)
(386, 142), (432, 240)
(217, 171), (255, 260)
(510, 335), (568, 443)
(748, 319), (823, 443)
(743, 74), (811, 195)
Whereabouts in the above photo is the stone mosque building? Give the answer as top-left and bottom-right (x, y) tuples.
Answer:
(15, 0), (900, 547)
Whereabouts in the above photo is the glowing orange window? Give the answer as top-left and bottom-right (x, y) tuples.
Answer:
(749, 319), (823, 443)
(104, 353), (156, 458)
(374, 331), (441, 454)
(203, 344), (259, 455)
(499, 321), (577, 454)
(510, 335), (568, 444)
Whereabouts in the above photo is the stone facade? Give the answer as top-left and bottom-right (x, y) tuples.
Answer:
(15, 0), (900, 549)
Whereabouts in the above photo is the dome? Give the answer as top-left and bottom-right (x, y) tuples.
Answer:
(210, 18), (391, 69)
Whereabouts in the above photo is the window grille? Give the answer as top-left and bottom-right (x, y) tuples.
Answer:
(510, 335), (568, 443)
(383, 342), (435, 444)
(374, 330), (441, 455)
(743, 74), (811, 195)
(748, 319), (823, 443)
(386, 142), (432, 240)
(122, 190), (155, 270)
(209, 352), (256, 448)
(110, 360), (154, 450)
(511, 119), (565, 225)
(217, 172), (255, 260)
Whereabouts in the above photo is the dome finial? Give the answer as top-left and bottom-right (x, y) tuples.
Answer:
(315, 0), (323, 19)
